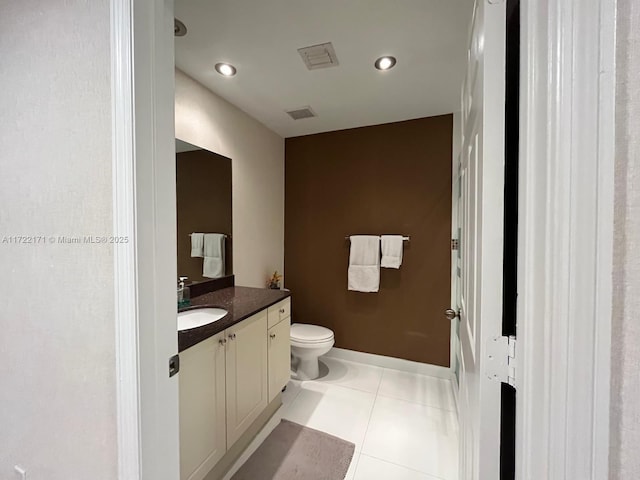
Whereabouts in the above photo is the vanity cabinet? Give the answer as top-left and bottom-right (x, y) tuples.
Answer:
(179, 298), (290, 480)
(267, 299), (291, 402)
(179, 332), (227, 480)
(225, 309), (268, 446)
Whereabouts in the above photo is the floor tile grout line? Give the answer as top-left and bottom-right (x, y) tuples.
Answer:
(351, 369), (383, 478)
(358, 452), (451, 480)
(282, 382), (303, 409)
(348, 452), (361, 480)
(303, 380), (380, 395)
(374, 392), (458, 413)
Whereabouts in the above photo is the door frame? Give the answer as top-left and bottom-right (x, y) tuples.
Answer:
(111, 0), (179, 479)
(110, 0), (618, 477)
(517, 0), (616, 478)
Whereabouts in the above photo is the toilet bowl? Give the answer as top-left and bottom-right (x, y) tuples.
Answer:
(290, 323), (335, 380)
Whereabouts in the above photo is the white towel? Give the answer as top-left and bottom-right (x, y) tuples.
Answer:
(380, 235), (404, 269)
(348, 235), (380, 292)
(190, 233), (204, 257)
(203, 233), (226, 278)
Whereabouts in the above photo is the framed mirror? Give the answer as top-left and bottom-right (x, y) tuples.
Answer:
(175, 139), (232, 284)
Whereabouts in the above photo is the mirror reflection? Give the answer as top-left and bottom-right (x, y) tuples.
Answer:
(176, 139), (232, 284)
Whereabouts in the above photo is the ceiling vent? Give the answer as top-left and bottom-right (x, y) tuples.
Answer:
(297, 42), (339, 70)
(286, 106), (316, 120)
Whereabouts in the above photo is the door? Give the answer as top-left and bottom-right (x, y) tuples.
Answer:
(268, 317), (291, 402)
(179, 333), (227, 480)
(456, 0), (506, 478)
(225, 310), (269, 446)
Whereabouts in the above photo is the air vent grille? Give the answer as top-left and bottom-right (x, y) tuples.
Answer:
(297, 42), (339, 70)
(286, 107), (316, 120)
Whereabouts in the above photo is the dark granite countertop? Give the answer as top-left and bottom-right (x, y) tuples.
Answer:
(178, 286), (291, 352)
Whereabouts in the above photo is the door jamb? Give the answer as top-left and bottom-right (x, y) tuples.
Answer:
(111, 0), (180, 479)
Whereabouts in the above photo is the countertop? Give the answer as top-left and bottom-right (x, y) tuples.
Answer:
(178, 286), (291, 352)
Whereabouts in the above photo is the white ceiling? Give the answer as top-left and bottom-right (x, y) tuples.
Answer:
(174, 0), (473, 138)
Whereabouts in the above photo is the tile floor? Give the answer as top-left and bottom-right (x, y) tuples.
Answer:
(223, 356), (459, 480)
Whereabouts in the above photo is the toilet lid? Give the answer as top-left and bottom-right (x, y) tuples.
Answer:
(290, 323), (334, 344)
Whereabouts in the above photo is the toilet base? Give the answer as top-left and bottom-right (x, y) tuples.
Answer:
(295, 357), (320, 380)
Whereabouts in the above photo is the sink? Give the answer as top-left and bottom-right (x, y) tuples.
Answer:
(177, 308), (228, 331)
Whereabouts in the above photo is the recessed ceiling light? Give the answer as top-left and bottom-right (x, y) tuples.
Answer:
(215, 63), (237, 77)
(374, 56), (397, 71)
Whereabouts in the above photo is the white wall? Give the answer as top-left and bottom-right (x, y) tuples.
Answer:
(611, 1), (640, 477)
(175, 69), (285, 288)
(0, 1), (117, 479)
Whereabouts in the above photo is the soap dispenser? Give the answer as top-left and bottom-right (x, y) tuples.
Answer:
(178, 276), (191, 308)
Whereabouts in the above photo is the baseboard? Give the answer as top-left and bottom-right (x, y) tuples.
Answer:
(324, 347), (454, 380)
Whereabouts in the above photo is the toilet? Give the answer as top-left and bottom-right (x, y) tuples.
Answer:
(290, 323), (335, 380)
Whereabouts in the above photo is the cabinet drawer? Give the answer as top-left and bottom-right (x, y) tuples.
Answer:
(267, 298), (291, 328)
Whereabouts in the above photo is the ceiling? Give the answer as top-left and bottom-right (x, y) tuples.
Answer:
(174, 0), (473, 138)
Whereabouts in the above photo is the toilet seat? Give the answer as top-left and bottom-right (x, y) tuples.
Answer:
(290, 323), (334, 345)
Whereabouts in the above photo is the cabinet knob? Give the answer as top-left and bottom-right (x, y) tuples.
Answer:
(229, 333), (236, 340)
(219, 338), (227, 346)
(279, 308), (285, 314)
(270, 333), (276, 339)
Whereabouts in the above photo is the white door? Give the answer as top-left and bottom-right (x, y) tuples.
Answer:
(456, 0), (506, 478)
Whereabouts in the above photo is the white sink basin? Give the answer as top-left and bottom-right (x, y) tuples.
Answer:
(178, 308), (228, 331)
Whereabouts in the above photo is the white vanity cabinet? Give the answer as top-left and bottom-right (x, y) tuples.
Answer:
(179, 331), (227, 480)
(225, 309), (268, 446)
(267, 299), (291, 402)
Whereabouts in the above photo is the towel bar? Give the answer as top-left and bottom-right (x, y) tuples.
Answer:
(189, 233), (229, 238)
(345, 235), (410, 242)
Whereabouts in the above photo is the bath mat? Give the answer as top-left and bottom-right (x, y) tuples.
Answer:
(231, 419), (355, 480)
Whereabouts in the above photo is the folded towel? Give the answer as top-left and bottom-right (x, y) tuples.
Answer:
(348, 235), (380, 292)
(190, 233), (204, 257)
(203, 233), (226, 278)
(380, 235), (404, 269)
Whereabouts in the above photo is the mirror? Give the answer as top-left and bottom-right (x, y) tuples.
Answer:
(176, 139), (232, 284)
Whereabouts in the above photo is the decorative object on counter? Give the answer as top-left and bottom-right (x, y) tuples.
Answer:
(267, 270), (282, 289)
(177, 276), (191, 308)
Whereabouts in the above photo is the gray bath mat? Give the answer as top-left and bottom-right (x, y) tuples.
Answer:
(231, 420), (355, 480)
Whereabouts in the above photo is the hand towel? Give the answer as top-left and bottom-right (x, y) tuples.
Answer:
(190, 233), (204, 257)
(348, 235), (380, 292)
(380, 235), (404, 269)
(203, 233), (226, 278)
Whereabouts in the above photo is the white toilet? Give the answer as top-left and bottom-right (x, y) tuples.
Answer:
(290, 323), (335, 380)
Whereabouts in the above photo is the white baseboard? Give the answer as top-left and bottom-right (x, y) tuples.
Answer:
(324, 347), (454, 380)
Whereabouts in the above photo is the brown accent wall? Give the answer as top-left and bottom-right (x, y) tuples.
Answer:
(285, 115), (452, 366)
(176, 149), (232, 282)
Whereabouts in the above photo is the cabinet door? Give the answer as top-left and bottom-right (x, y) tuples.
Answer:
(179, 333), (226, 480)
(225, 310), (268, 446)
(268, 317), (291, 402)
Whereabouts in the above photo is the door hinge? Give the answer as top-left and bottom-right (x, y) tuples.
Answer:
(485, 336), (516, 387)
(451, 239), (459, 250)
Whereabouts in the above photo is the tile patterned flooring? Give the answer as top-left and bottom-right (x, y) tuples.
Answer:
(223, 356), (459, 480)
